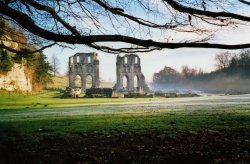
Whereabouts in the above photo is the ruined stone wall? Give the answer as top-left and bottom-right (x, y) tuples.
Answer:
(68, 53), (99, 90)
(116, 54), (149, 92)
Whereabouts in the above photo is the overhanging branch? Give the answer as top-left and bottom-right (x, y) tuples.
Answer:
(1, 1), (250, 53)
(165, 0), (250, 22)
(0, 42), (56, 54)
(92, 0), (179, 29)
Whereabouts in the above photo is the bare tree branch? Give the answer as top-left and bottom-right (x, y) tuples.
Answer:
(0, 42), (56, 54)
(23, 0), (81, 36)
(92, 0), (179, 29)
(165, 0), (250, 22)
(239, 0), (250, 6)
(1, 0), (250, 54)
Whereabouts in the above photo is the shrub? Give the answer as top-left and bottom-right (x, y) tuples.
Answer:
(0, 50), (13, 74)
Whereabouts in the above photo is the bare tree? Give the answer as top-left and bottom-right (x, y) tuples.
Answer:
(182, 65), (192, 78)
(51, 54), (60, 77)
(215, 51), (233, 70)
(182, 65), (198, 78)
(1, 1), (250, 54)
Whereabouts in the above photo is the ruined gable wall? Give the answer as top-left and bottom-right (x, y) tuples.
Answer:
(68, 53), (99, 90)
(116, 54), (149, 92)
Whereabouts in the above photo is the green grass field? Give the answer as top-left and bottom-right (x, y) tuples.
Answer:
(1, 90), (250, 135)
(1, 108), (250, 135)
(1, 90), (250, 163)
(0, 90), (157, 109)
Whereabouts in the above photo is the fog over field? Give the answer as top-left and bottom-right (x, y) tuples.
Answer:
(152, 76), (250, 94)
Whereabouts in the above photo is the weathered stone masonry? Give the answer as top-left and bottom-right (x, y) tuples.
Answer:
(68, 53), (149, 93)
(68, 53), (99, 90)
(116, 54), (148, 92)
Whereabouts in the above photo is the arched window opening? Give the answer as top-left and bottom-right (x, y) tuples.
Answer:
(86, 75), (93, 89)
(134, 75), (139, 89)
(123, 76), (128, 90)
(124, 57), (128, 64)
(135, 57), (138, 64)
(74, 75), (82, 87)
(70, 57), (73, 64)
(88, 56), (91, 63)
(77, 56), (80, 63)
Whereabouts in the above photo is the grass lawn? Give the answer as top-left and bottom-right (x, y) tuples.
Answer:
(0, 90), (158, 109)
(1, 108), (250, 135)
(1, 91), (250, 163)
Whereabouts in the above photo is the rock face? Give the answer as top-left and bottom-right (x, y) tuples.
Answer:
(0, 63), (32, 91)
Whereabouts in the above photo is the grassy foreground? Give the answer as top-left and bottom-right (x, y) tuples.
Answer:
(1, 108), (250, 135)
(1, 91), (250, 163)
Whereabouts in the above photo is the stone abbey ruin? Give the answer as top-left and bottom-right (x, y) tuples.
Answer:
(116, 54), (148, 92)
(68, 53), (100, 90)
(68, 53), (149, 96)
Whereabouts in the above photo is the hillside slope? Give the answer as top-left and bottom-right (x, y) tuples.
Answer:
(46, 76), (115, 89)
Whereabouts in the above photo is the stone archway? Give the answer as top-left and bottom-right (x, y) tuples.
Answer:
(116, 54), (149, 92)
(68, 53), (100, 91)
(123, 75), (129, 90)
(86, 74), (93, 89)
(74, 75), (82, 88)
(134, 75), (139, 90)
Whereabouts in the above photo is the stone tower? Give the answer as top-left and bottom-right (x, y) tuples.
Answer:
(68, 53), (99, 90)
(116, 54), (149, 92)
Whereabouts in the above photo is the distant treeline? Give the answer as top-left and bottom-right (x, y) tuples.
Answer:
(153, 50), (250, 93)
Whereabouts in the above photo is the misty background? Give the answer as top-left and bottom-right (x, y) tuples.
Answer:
(152, 50), (250, 94)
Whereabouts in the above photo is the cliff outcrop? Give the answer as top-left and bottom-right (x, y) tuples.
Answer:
(0, 63), (32, 91)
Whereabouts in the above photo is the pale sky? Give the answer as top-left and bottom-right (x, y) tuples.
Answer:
(43, 4), (250, 83)
(43, 45), (240, 83)
(44, 27), (250, 82)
